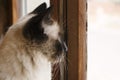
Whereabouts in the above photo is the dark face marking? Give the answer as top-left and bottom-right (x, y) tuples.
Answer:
(55, 40), (63, 55)
(21, 3), (67, 62)
(23, 3), (53, 44)
(23, 14), (48, 44)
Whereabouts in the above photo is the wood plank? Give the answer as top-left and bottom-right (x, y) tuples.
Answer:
(78, 0), (87, 80)
(50, 0), (59, 21)
(11, 0), (18, 23)
(67, 0), (79, 79)
(67, 0), (87, 80)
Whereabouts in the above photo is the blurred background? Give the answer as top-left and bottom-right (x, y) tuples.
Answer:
(88, 0), (120, 80)
(16, 0), (50, 18)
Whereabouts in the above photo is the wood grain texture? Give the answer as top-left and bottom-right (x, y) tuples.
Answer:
(67, 0), (79, 79)
(11, 0), (18, 23)
(67, 0), (87, 80)
(78, 0), (87, 80)
(50, 0), (59, 21)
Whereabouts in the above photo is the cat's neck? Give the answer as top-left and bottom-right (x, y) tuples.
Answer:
(22, 52), (52, 80)
(32, 54), (52, 80)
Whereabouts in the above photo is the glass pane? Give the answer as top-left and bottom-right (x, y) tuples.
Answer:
(88, 0), (120, 80)
(17, 0), (50, 17)
(26, 0), (50, 13)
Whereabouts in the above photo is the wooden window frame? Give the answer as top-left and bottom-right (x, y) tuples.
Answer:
(67, 0), (87, 80)
(0, 0), (13, 36)
(11, 0), (18, 23)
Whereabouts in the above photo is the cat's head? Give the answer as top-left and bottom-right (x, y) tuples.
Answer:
(5, 3), (67, 63)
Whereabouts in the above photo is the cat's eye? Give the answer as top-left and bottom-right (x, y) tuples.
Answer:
(44, 17), (53, 25)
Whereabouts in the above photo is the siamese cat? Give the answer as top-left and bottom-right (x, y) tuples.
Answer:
(0, 3), (67, 80)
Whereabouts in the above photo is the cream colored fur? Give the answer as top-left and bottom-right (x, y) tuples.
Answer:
(0, 13), (60, 80)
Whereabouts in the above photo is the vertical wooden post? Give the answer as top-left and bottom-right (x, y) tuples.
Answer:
(0, 0), (13, 36)
(11, 0), (18, 23)
(50, 0), (59, 21)
(67, 0), (87, 80)
(78, 1), (87, 80)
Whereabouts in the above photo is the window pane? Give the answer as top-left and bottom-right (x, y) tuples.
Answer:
(26, 0), (50, 13)
(88, 0), (120, 80)
(17, 0), (50, 17)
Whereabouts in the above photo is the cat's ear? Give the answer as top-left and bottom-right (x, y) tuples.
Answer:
(43, 5), (53, 20)
(42, 5), (53, 24)
(32, 3), (47, 14)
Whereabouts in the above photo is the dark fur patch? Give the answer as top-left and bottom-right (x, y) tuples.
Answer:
(23, 4), (53, 44)
(23, 14), (48, 44)
(55, 40), (63, 56)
